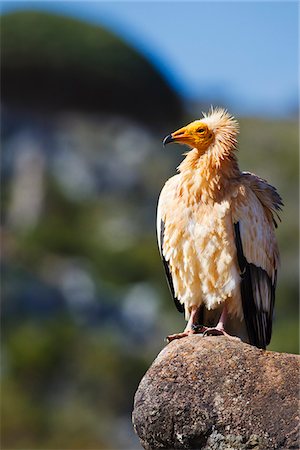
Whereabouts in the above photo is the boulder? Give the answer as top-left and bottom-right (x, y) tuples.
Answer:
(132, 335), (299, 449)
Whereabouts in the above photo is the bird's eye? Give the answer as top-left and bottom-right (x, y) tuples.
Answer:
(197, 128), (205, 133)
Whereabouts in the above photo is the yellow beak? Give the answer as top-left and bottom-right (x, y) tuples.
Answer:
(163, 126), (191, 147)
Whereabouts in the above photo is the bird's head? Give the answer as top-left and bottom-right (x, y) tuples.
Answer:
(163, 108), (239, 155)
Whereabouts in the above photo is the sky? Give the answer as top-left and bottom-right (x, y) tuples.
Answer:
(1, 1), (299, 117)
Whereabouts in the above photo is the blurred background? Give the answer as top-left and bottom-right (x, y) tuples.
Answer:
(1, 1), (298, 449)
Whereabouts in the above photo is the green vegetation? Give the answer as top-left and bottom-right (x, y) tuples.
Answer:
(238, 118), (299, 353)
(1, 9), (298, 450)
(2, 114), (298, 449)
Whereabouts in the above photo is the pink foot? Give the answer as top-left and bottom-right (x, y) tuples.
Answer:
(202, 327), (240, 341)
(166, 305), (204, 343)
(166, 330), (195, 342)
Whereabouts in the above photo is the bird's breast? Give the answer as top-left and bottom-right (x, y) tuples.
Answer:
(161, 194), (241, 317)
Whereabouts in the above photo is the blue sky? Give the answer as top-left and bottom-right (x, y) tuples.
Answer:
(1, 1), (298, 117)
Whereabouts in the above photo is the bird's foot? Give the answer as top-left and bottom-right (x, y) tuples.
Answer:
(202, 327), (225, 336)
(202, 326), (240, 341)
(166, 330), (196, 343)
(166, 327), (240, 343)
(191, 324), (207, 333)
(166, 324), (207, 342)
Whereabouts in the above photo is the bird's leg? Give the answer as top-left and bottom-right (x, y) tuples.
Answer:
(167, 305), (202, 342)
(184, 306), (199, 332)
(202, 305), (238, 339)
(215, 305), (227, 332)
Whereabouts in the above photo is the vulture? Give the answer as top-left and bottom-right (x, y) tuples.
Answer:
(157, 108), (282, 349)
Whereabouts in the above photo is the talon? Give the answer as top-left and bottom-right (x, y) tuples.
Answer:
(191, 324), (203, 332)
(203, 328), (225, 337)
(202, 327), (240, 341)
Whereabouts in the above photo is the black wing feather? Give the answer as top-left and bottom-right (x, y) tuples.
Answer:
(234, 222), (276, 349)
(160, 220), (184, 313)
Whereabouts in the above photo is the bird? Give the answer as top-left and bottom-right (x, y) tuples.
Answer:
(157, 107), (283, 349)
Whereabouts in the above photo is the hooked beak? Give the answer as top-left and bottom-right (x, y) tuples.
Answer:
(162, 126), (190, 147)
(163, 134), (174, 146)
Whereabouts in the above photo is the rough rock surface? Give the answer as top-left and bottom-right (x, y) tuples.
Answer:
(132, 335), (299, 450)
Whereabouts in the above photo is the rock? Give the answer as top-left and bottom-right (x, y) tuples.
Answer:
(132, 335), (299, 449)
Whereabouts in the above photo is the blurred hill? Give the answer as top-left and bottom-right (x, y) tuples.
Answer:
(1, 9), (299, 450)
(1, 11), (182, 127)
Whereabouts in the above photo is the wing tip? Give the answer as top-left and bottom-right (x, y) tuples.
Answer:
(234, 221), (275, 350)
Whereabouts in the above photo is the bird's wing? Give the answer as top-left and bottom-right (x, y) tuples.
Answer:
(232, 173), (282, 349)
(157, 177), (184, 313)
(241, 171), (283, 227)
